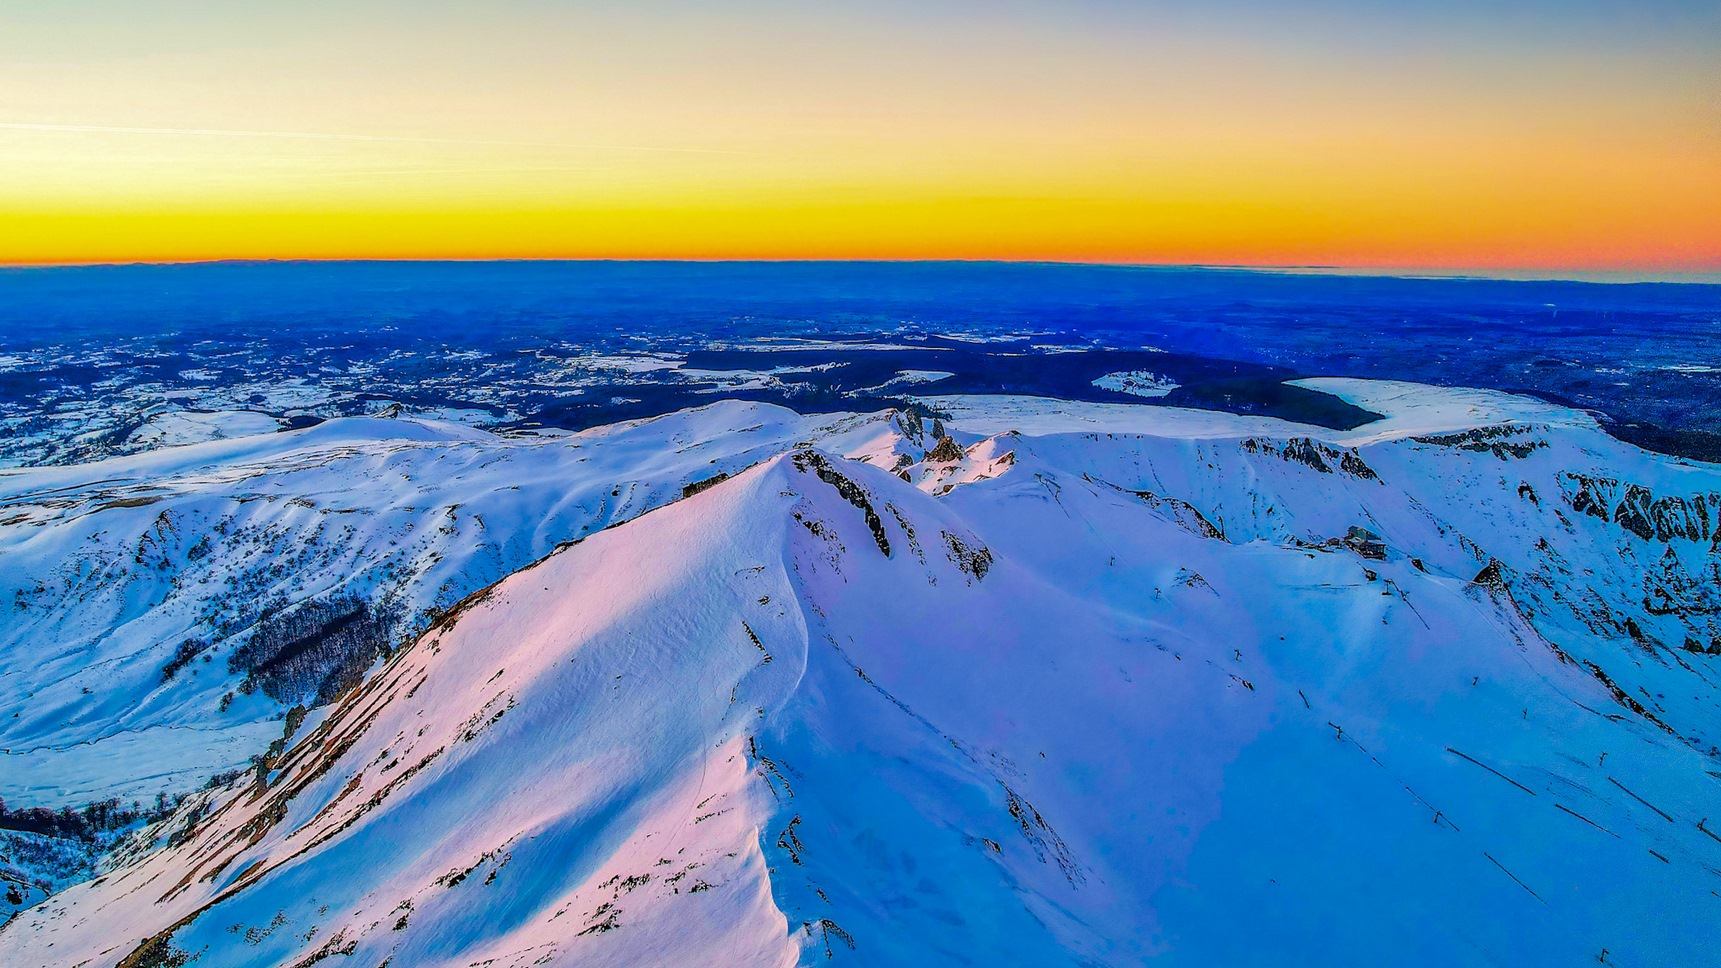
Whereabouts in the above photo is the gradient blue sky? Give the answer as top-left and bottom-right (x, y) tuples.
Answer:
(2, 1), (1716, 269)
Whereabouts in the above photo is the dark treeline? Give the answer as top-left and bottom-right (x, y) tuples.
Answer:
(0, 794), (180, 843)
(229, 594), (395, 705)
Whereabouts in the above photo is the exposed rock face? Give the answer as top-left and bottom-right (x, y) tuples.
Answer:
(1471, 559), (1509, 592)
(1122, 486), (1227, 541)
(940, 530), (993, 581)
(1240, 436), (1377, 480)
(895, 409), (924, 442)
(791, 449), (891, 556)
(1280, 437), (1330, 473)
(1413, 425), (1547, 460)
(1643, 547), (1721, 620)
(1338, 451), (1379, 480)
(1561, 472), (1721, 544)
(1683, 636), (1721, 655)
(924, 436), (965, 463)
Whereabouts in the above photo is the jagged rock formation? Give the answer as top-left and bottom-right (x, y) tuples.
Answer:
(1562, 472), (1721, 545)
(923, 435), (965, 463)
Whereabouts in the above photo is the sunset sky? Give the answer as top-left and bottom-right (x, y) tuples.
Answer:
(2, 1), (1717, 272)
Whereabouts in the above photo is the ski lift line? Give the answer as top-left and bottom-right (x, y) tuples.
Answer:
(1483, 851), (1545, 903)
(1608, 776), (1675, 823)
(1445, 747), (1537, 796)
(1554, 802), (1620, 839)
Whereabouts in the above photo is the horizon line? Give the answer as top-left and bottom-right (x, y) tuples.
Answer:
(2, 256), (1718, 287)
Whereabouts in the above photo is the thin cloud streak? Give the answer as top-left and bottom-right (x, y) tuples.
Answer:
(0, 122), (743, 155)
(301, 166), (611, 179)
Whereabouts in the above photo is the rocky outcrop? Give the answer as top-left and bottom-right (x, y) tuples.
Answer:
(1642, 546), (1721, 622)
(1471, 559), (1509, 593)
(941, 530), (994, 582)
(1124, 486), (1227, 541)
(1241, 437), (1378, 480)
(1339, 451), (1379, 480)
(924, 436), (965, 463)
(1413, 425), (1547, 460)
(792, 450), (891, 556)
(1561, 473), (1721, 543)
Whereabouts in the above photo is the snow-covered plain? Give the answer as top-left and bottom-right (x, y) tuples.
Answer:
(3, 380), (1721, 966)
(1089, 369), (1179, 397)
(124, 410), (285, 451)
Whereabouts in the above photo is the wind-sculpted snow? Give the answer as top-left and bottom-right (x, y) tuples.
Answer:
(3, 379), (1720, 966)
(0, 402), (920, 812)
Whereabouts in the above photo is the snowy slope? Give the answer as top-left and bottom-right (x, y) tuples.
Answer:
(5, 381), (1721, 966)
(0, 403), (917, 809)
(124, 410), (286, 452)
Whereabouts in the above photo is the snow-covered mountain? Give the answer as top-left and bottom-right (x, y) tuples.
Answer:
(0, 403), (911, 812)
(4, 380), (1720, 966)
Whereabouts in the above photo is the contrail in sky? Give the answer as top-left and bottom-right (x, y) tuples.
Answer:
(0, 122), (740, 154)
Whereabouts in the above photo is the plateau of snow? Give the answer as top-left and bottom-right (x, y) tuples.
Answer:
(2, 380), (1719, 966)
(1089, 370), (1179, 398)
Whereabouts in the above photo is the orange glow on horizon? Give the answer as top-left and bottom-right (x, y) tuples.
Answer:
(2, 4), (1716, 272)
(6, 184), (1716, 273)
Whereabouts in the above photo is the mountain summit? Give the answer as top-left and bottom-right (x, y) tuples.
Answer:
(3, 381), (1718, 966)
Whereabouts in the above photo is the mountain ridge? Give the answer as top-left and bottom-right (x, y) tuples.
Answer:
(4, 381), (1720, 965)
